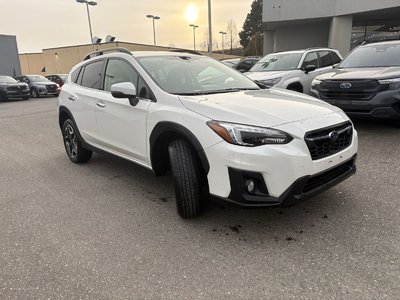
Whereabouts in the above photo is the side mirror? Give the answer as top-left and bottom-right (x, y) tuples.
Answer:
(332, 63), (339, 69)
(303, 65), (317, 74)
(238, 69), (247, 73)
(111, 82), (138, 106)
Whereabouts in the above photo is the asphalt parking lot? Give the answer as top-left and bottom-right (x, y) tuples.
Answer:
(0, 97), (399, 299)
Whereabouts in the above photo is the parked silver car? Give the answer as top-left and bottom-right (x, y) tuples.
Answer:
(245, 48), (342, 94)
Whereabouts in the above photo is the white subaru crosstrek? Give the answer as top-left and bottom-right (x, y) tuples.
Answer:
(58, 48), (358, 218)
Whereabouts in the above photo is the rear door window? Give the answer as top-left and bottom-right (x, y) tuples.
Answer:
(318, 51), (334, 68)
(81, 60), (104, 90)
(331, 51), (342, 64)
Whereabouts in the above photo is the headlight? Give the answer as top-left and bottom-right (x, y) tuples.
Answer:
(257, 77), (282, 88)
(311, 79), (322, 89)
(378, 78), (400, 90)
(207, 121), (293, 146)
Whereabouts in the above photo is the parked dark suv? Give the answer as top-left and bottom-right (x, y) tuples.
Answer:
(0, 76), (30, 101)
(235, 57), (261, 72)
(15, 75), (59, 98)
(46, 74), (67, 87)
(310, 41), (400, 121)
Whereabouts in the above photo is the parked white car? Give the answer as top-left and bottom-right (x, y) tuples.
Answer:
(58, 48), (357, 218)
(245, 48), (342, 94)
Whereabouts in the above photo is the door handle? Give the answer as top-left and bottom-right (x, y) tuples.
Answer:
(96, 102), (106, 108)
(68, 96), (75, 101)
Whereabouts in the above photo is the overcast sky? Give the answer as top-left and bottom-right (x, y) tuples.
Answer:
(0, 0), (253, 53)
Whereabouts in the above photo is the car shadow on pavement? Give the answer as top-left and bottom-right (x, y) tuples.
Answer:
(87, 150), (358, 246)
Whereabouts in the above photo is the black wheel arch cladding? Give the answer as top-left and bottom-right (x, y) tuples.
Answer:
(150, 121), (210, 175)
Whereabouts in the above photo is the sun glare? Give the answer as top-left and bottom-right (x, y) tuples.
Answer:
(185, 4), (198, 23)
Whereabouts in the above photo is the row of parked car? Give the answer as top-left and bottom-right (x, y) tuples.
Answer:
(0, 74), (67, 101)
(223, 40), (400, 121)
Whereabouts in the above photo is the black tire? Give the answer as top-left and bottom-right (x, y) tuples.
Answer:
(0, 92), (7, 102)
(287, 84), (303, 93)
(62, 119), (92, 163)
(22, 96), (29, 100)
(168, 139), (204, 218)
(31, 88), (39, 98)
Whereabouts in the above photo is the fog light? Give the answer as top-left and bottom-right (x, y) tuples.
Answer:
(245, 180), (256, 194)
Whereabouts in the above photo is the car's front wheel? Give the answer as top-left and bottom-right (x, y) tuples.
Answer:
(168, 139), (205, 218)
(62, 119), (92, 163)
(31, 88), (39, 98)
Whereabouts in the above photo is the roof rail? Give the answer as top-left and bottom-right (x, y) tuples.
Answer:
(305, 46), (333, 51)
(83, 47), (132, 61)
(170, 49), (203, 56)
(360, 38), (399, 46)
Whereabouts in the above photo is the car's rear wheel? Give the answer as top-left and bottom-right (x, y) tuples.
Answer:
(168, 139), (204, 218)
(62, 119), (92, 163)
(31, 89), (39, 98)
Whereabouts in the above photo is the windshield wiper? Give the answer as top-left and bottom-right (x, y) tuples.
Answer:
(177, 88), (259, 96)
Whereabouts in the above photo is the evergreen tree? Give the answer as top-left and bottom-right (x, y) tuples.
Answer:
(239, 0), (263, 48)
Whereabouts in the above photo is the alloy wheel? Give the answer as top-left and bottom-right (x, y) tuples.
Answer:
(64, 125), (78, 158)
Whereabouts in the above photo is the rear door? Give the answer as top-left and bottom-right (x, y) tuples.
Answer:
(317, 50), (336, 75)
(67, 59), (105, 144)
(94, 58), (151, 163)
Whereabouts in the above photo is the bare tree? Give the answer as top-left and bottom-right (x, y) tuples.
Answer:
(200, 30), (220, 52)
(226, 20), (239, 53)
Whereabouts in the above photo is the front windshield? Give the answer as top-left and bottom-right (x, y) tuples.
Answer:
(28, 75), (50, 82)
(136, 55), (259, 95)
(0, 76), (17, 83)
(339, 43), (400, 68)
(249, 52), (303, 72)
(59, 75), (67, 80)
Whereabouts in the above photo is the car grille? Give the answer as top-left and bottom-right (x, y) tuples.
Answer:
(303, 158), (355, 193)
(304, 122), (353, 160)
(7, 86), (26, 91)
(318, 80), (388, 101)
(46, 85), (58, 92)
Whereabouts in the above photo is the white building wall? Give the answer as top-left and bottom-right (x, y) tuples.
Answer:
(273, 22), (330, 53)
(264, 0), (400, 22)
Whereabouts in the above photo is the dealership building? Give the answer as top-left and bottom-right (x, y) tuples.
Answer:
(263, 0), (400, 56)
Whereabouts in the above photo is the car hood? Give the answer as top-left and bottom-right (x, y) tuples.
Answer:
(179, 89), (342, 128)
(0, 82), (28, 87)
(31, 81), (56, 86)
(245, 70), (292, 81)
(316, 67), (400, 81)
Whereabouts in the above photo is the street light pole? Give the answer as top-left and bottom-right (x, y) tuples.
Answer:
(219, 31), (227, 55)
(208, 0), (212, 55)
(76, 0), (97, 45)
(189, 24), (199, 50)
(146, 15), (160, 46)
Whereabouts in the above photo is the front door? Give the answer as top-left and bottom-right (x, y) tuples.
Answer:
(95, 58), (151, 164)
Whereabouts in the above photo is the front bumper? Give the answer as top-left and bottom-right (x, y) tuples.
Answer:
(36, 87), (59, 96)
(310, 88), (400, 120)
(5, 90), (30, 98)
(224, 155), (356, 207)
(204, 119), (358, 207)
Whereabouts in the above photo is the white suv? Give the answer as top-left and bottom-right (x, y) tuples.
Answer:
(245, 48), (342, 94)
(58, 48), (358, 218)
